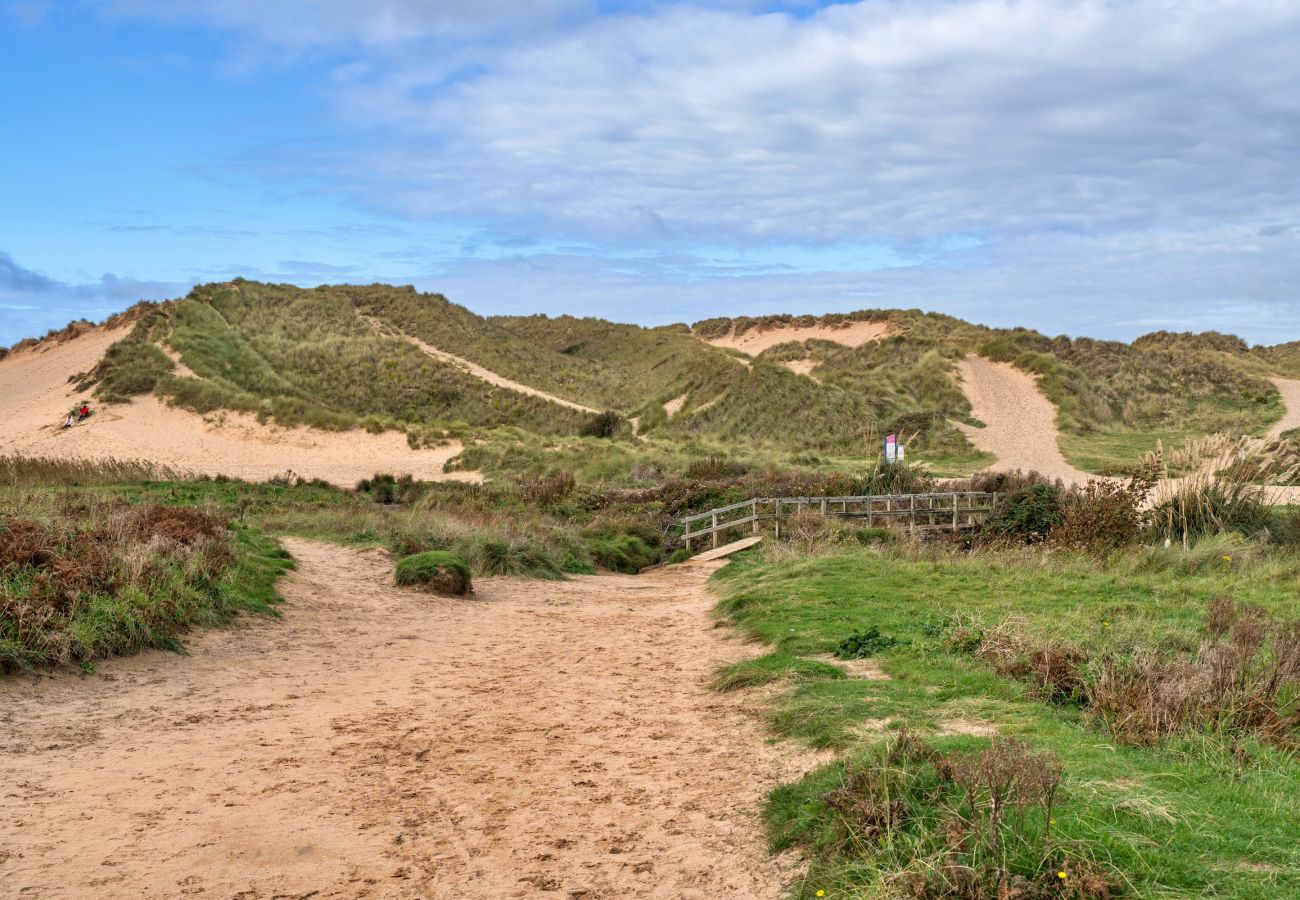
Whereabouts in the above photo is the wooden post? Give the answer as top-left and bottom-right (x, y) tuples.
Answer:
(867, 501), (874, 527)
(711, 512), (718, 549)
(775, 500), (782, 539)
(685, 522), (692, 552)
(752, 499), (759, 533)
(909, 494), (916, 532)
(820, 497), (827, 517)
(953, 494), (959, 531)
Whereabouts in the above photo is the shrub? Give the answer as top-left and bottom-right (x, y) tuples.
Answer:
(393, 550), (472, 596)
(835, 625), (903, 660)
(823, 733), (1114, 899)
(985, 484), (1063, 543)
(581, 410), (624, 438)
(585, 534), (657, 573)
(1052, 463), (1158, 551)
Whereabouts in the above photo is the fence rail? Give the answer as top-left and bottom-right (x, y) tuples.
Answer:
(679, 491), (1000, 550)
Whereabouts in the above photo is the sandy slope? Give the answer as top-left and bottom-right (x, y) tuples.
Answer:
(0, 328), (479, 486)
(955, 356), (1093, 485)
(361, 315), (601, 415)
(0, 540), (811, 900)
(1267, 378), (1300, 439)
(700, 320), (896, 355)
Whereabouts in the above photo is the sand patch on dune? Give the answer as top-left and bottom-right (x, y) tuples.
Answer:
(955, 356), (1092, 485)
(702, 320), (897, 355)
(0, 326), (480, 486)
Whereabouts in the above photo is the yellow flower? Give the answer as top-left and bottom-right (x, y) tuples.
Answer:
(1222, 555), (1233, 563)
(816, 892), (826, 898)
(1058, 871), (1068, 880)
(1102, 620), (1110, 628)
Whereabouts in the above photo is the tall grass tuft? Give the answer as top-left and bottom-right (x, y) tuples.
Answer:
(0, 454), (187, 487)
(1148, 435), (1298, 545)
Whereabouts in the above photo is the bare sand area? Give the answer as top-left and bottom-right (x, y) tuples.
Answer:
(0, 328), (478, 486)
(700, 320), (896, 355)
(955, 356), (1093, 485)
(0, 540), (810, 900)
(1267, 378), (1300, 439)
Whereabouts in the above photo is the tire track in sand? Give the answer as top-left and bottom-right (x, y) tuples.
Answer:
(0, 540), (812, 899)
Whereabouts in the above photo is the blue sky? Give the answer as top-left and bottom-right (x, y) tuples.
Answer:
(3, 0), (1300, 346)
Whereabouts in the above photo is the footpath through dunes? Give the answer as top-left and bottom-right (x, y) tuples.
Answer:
(0, 539), (812, 900)
(0, 327), (479, 486)
(361, 313), (602, 415)
(955, 355), (1094, 485)
(1267, 378), (1300, 439)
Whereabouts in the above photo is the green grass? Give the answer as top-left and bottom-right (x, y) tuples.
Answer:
(393, 549), (472, 595)
(1059, 430), (1198, 476)
(712, 650), (847, 692)
(712, 544), (1300, 898)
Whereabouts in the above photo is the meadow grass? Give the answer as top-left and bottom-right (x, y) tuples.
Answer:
(712, 542), (1300, 898)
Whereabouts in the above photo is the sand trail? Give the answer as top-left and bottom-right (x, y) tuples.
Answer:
(955, 356), (1093, 485)
(1267, 378), (1300, 439)
(0, 540), (807, 899)
(361, 315), (601, 415)
(0, 328), (479, 486)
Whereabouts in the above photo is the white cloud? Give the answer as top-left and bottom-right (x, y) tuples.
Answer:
(298, 0), (1300, 249)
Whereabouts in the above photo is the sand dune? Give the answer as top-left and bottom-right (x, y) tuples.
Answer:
(700, 320), (896, 355)
(0, 539), (810, 899)
(361, 314), (601, 415)
(0, 328), (479, 486)
(955, 355), (1093, 485)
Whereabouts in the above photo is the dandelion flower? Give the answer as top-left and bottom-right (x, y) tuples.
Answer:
(816, 892), (825, 898)
(1222, 555), (1233, 563)
(1058, 871), (1068, 880)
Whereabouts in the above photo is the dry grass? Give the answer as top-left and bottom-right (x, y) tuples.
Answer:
(0, 454), (187, 487)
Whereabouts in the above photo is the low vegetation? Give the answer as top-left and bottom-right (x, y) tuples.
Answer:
(708, 447), (1300, 897)
(394, 550), (472, 596)
(0, 491), (291, 672)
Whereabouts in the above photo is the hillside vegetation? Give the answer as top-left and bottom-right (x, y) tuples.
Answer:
(37, 282), (1296, 472)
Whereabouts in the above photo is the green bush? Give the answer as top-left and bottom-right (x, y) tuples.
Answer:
(585, 534), (658, 573)
(986, 483), (1063, 542)
(393, 550), (472, 596)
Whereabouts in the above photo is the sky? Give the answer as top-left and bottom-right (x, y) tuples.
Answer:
(2, 0), (1299, 346)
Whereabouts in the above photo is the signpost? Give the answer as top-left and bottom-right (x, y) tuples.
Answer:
(884, 433), (904, 464)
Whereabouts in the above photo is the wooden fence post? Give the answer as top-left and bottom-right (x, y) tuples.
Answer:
(711, 512), (718, 549)
(775, 500), (782, 539)
(752, 499), (759, 533)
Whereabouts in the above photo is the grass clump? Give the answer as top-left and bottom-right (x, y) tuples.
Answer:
(712, 651), (846, 691)
(393, 550), (472, 596)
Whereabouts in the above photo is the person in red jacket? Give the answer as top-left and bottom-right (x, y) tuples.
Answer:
(78, 403), (90, 421)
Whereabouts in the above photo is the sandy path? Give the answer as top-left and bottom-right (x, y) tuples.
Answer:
(1267, 378), (1300, 439)
(699, 320), (896, 355)
(0, 329), (480, 486)
(955, 356), (1093, 485)
(361, 315), (601, 415)
(0, 540), (808, 899)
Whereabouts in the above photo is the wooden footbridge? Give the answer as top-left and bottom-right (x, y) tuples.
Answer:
(678, 491), (1000, 550)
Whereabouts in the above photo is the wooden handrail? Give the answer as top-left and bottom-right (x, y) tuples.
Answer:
(678, 491), (1001, 549)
